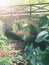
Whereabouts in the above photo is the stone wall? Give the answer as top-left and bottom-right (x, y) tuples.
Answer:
(0, 15), (40, 28)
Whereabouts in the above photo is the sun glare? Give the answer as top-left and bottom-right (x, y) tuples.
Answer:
(0, 0), (12, 7)
(0, 0), (27, 7)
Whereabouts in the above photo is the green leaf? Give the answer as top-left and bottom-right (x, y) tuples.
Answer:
(25, 53), (31, 60)
(0, 62), (4, 65)
(41, 50), (49, 65)
(0, 57), (12, 64)
(35, 31), (48, 43)
(24, 45), (28, 51)
(39, 16), (48, 28)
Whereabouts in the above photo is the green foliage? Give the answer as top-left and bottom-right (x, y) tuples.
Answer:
(10, 22), (18, 32)
(0, 35), (9, 46)
(27, 0), (46, 4)
(35, 15), (49, 65)
(41, 50), (49, 65)
(0, 15), (49, 65)
(11, 22), (38, 34)
(35, 30), (48, 43)
(23, 43), (49, 65)
(0, 35), (11, 65)
(23, 43), (45, 65)
(36, 15), (49, 43)
(23, 44), (37, 65)
(21, 15), (49, 65)
(10, 22), (38, 43)
(0, 57), (12, 65)
(39, 16), (48, 28)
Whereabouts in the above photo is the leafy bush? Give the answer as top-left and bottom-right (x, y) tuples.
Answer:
(0, 35), (9, 46)
(35, 15), (49, 65)
(0, 57), (12, 64)
(10, 21), (38, 34)
(35, 15), (49, 43)
(21, 15), (49, 65)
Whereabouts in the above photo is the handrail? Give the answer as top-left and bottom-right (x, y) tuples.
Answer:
(0, 2), (49, 16)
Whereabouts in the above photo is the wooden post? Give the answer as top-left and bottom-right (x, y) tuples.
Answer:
(30, 5), (32, 16)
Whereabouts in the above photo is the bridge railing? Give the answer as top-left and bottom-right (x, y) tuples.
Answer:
(0, 2), (49, 16)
